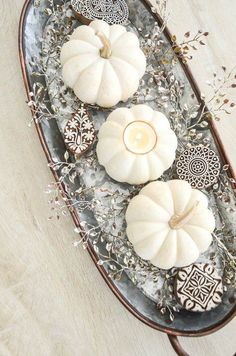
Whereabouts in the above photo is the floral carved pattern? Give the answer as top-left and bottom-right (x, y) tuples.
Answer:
(64, 105), (95, 156)
(176, 146), (221, 189)
(175, 264), (223, 312)
(71, 0), (129, 25)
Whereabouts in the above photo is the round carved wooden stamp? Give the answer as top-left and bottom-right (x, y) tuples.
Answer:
(64, 105), (95, 157)
(174, 264), (223, 312)
(176, 146), (221, 189)
(71, 0), (129, 25)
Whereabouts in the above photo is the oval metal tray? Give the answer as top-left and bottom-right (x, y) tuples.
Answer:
(19, 0), (236, 354)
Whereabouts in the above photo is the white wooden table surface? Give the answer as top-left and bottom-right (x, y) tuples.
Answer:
(0, 0), (235, 355)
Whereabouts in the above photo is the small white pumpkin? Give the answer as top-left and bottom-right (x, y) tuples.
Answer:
(96, 105), (177, 184)
(60, 20), (146, 108)
(126, 180), (215, 269)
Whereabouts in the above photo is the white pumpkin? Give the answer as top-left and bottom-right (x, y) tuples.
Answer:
(60, 20), (146, 108)
(126, 180), (215, 269)
(96, 105), (177, 184)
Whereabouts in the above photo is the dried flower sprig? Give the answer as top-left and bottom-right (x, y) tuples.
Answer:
(27, 84), (56, 126)
(187, 66), (236, 130)
(161, 30), (209, 65)
(150, 0), (170, 34)
(204, 65), (236, 120)
(137, 0), (169, 59)
(45, 181), (70, 220)
(172, 30), (209, 62)
(157, 269), (180, 322)
(213, 233), (236, 288)
(213, 165), (236, 209)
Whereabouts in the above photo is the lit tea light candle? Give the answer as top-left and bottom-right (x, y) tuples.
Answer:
(96, 105), (178, 184)
(123, 121), (157, 154)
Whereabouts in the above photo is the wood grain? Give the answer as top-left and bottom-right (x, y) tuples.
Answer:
(0, 0), (235, 355)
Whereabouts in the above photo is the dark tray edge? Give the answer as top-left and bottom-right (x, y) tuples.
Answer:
(18, 0), (236, 353)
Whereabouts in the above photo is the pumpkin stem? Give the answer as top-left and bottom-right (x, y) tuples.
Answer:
(96, 31), (112, 59)
(169, 201), (200, 230)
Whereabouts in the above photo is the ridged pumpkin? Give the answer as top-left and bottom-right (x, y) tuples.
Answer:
(60, 20), (146, 108)
(126, 180), (215, 269)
